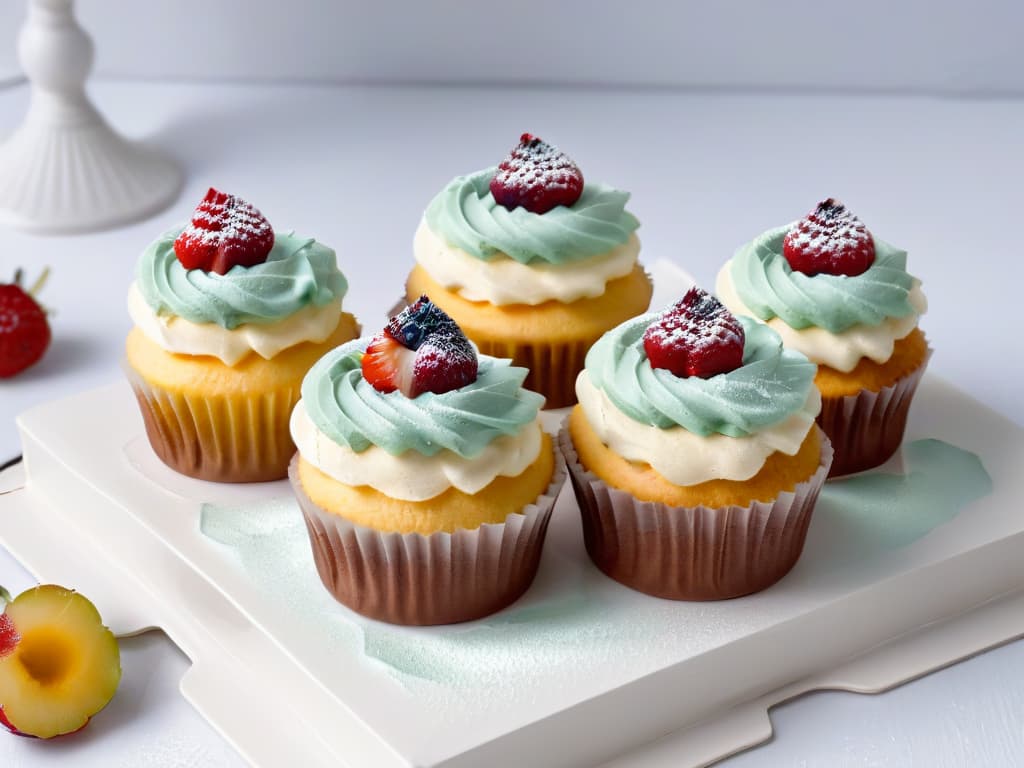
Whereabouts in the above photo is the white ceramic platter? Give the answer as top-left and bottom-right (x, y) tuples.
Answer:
(1, 263), (1022, 767)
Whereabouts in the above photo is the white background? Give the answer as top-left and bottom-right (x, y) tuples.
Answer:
(2, 1), (1024, 93)
(1, 1), (1024, 766)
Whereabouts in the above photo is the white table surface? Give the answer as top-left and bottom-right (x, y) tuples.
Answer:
(1, 79), (1022, 767)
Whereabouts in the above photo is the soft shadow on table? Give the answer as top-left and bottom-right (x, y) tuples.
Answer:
(11, 332), (107, 384)
(149, 94), (331, 176)
(11, 630), (171, 755)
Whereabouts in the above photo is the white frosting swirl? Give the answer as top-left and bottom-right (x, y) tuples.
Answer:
(128, 282), (342, 366)
(577, 371), (821, 485)
(715, 264), (927, 373)
(289, 399), (544, 501)
(413, 219), (639, 306)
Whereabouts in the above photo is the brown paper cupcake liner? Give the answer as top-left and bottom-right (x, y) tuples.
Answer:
(818, 352), (930, 478)
(289, 452), (567, 626)
(469, 336), (593, 410)
(125, 362), (301, 483)
(559, 425), (833, 601)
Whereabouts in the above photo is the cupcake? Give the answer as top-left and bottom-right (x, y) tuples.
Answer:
(406, 133), (653, 408)
(288, 296), (564, 625)
(562, 287), (832, 600)
(126, 187), (359, 483)
(716, 199), (928, 477)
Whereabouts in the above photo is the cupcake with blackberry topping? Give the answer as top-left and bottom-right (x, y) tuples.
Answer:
(126, 187), (359, 482)
(716, 199), (928, 476)
(406, 133), (653, 408)
(562, 287), (832, 600)
(288, 296), (563, 625)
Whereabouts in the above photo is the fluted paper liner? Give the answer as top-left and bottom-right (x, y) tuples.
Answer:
(560, 426), (833, 601)
(289, 453), (566, 626)
(469, 336), (593, 410)
(125, 363), (301, 483)
(819, 352), (930, 478)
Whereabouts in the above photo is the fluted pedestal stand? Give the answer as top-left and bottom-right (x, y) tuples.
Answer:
(0, 0), (181, 234)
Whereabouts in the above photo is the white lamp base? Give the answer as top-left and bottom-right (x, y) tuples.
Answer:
(0, 0), (181, 235)
(0, 101), (181, 234)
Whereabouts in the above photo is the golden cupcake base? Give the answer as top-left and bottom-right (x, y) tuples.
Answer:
(560, 425), (833, 601)
(125, 313), (359, 483)
(289, 451), (566, 626)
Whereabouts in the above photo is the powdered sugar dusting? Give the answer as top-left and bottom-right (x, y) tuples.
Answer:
(490, 133), (584, 214)
(379, 296), (478, 396)
(643, 287), (745, 378)
(783, 198), (876, 277)
(173, 187), (275, 274)
(190, 206), (270, 244)
(413, 334), (478, 395)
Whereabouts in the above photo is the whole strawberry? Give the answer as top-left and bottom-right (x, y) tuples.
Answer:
(643, 286), (745, 379)
(173, 187), (275, 275)
(783, 198), (876, 277)
(490, 133), (584, 214)
(0, 268), (51, 379)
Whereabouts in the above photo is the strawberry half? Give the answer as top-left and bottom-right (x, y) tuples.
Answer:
(0, 269), (51, 379)
(362, 296), (477, 397)
(361, 331), (408, 394)
(643, 287), (745, 379)
(490, 133), (584, 214)
(173, 187), (275, 275)
(783, 198), (876, 277)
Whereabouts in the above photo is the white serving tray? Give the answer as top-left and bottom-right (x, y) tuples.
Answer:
(2, 370), (1023, 767)
(2, 256), (1023, 767)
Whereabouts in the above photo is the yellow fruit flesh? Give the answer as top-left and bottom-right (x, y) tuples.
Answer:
(15, 627), (78, 686)
(0, 586), (121, 738)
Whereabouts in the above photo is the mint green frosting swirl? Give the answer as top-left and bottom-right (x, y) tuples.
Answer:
(424, 167), (639, 265)
(730, 225), (916, 333)
(586, 315), (816, 437)
(136, 226), (348, 330)
(302, 339), (545, 457)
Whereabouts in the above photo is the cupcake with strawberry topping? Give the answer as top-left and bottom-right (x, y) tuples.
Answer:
(126, 187), (359, 483)
(562, 287), (832, 600)
(716, 199), (929, 476)
(406, 133), (652, 408)
(288, 296), (564, 625)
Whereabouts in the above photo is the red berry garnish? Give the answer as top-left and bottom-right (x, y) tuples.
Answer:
(410, 335), (479, 398)
(361, 331), (412, 395)
(0, 269), (51, 379)
(643, 287), (745, 379)
(173, 187), (274, 275)
(0, 613), (18, 658)
(362, 296), (477, 397)
(490, 133), (584, 214)
(782, 198), (876, 277)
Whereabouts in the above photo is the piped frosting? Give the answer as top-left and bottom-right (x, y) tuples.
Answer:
(729, 225), (916, 333)
(424, 168), (638, 266)
(137, 226), (347, 330)
(301, 338), (545, 458)
(584, 314), (817, 438)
